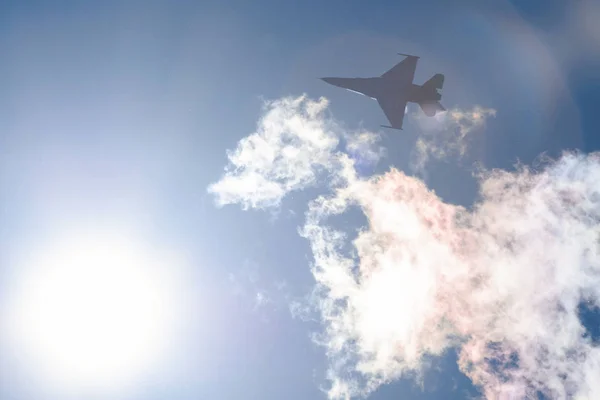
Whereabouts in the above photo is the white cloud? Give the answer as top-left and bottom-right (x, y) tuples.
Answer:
(208, 95), (383, 209)
(209, 95), (600, 400)
(344, 130), (385, 171)
(306, 153), (600, 399)
(207, 95), (341, 209)
(411, 106), (496, 174)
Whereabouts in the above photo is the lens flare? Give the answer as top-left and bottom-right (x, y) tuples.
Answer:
(4, 230), (184, 393)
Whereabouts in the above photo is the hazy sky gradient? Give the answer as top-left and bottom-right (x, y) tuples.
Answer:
(0, 1), (599, 399)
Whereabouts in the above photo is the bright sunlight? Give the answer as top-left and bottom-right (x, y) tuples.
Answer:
(4, 229), (186, 392)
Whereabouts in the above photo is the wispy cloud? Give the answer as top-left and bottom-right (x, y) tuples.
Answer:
(228, 259), (293, 315)
(207, 95), (341, 209)
(411, 106), (496, 174)
(344, 130), (386, 173)
(209, 95), (600, 400)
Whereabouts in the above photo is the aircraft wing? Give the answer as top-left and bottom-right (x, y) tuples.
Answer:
(377, 95), (408, 130)
(380, 55), (418, 84)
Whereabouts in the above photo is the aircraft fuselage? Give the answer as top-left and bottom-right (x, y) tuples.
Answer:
(320, 77), (440, 105)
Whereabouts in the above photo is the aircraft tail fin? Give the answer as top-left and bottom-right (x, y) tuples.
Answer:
(419, 101), (445, 117)
(422, 73), (445, 91)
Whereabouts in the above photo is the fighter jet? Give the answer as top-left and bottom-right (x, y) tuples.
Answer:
(321, 53), (445, 130)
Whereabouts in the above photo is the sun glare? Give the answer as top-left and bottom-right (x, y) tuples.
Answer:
(4, 230), (185, 392)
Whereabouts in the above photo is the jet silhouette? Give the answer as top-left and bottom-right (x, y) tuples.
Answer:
(321, 53), (445, 130)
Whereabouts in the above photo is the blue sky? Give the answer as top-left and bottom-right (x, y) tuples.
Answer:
(0, 1), (599, 399)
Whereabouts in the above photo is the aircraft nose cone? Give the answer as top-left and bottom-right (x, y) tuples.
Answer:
(320, 77), (344, 88)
